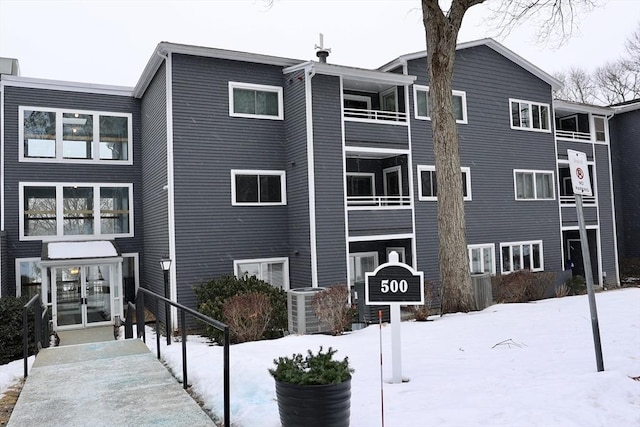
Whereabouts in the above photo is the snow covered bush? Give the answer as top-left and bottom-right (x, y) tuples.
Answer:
(222, 292), (272, 343)
(312, 285), (351, 335)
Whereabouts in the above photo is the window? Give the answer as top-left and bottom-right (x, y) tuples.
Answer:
(592, 116), (607, 142)
(234, 257), (289, 290)
(418, 165), (471, 201)
(20, 183), (133, 240)
(509, 99), (550, 132)
(514, 170), (554, 200)
(229, 82), (283, 120)
(500, 241), (543, 273)
(557, 163), (596, 205)
(20, 107), (132, 163)
(346, 173), (375, 198)
(414, 85), (467, 124)
(349, 252), (379, 286)
(16, 258), (45, 299)
(231, 170), (286, 205)
(468, 244), (495, 275)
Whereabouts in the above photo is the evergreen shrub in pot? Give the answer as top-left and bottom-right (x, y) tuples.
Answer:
(269, 347), (354, 427)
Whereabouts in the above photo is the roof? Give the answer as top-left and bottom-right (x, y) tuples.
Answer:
(554, 99), (613, 115)
(133, 42), (302, 98)
(283, 61), (416, 87)
(609, 99), (640, 114)
(41, 240), (122, 266)
(0, 75), (133, 97)
(378, 38), (563, 91)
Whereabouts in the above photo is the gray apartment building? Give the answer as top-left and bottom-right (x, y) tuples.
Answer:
(0, 39), (629, 332)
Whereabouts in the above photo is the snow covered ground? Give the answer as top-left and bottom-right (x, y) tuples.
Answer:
(1, 288), (639, 426)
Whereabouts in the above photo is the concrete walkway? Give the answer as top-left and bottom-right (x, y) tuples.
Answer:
(7, 339), (214, 426)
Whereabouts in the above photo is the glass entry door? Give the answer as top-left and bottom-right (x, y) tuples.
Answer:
(55, 265), (112, 329)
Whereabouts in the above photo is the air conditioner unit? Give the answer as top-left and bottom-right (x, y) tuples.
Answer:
(287, 287), (330, 334)
(471, 273), (493, 310)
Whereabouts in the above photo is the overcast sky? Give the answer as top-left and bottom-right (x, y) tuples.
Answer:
(0, 0), (638, 88)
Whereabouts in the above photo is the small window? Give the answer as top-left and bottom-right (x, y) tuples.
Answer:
(468, 244), (495, 275)
(229, 82), (283, 120)
(593, 116), (607, 142)
(509, 99), (550, 132)
(346, 173), (375, 197)
(414, 85), (467, 124)
(514, 170), (555, 200)
(16, 258), (45, 299)
(234, 257), (289, 290)
(231, 170), (286, 205)
(500, 241), (543, 274)
(418, 165), (471, 201)
(349, 252), (379, 286)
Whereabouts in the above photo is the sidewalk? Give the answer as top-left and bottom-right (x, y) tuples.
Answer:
(7, 339), (214, 426)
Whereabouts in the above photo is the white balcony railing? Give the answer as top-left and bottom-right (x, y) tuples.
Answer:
(560, 195), (597, 205)
(555, 130), (591, 141)
(347, 195), (411, 207)
(344, 108), (408, 123)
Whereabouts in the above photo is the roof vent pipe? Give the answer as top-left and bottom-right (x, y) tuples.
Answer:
(314, 33), (331, 63)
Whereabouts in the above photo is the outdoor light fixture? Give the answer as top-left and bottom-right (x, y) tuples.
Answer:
(160, 257), (172, 272)
(160, 256), (172, 346)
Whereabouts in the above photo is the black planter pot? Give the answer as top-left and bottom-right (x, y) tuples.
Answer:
(275, 378), (351, 427)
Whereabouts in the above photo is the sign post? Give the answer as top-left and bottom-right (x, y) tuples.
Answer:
(365, 251), (424, 383)
(567, 149), (604, 372)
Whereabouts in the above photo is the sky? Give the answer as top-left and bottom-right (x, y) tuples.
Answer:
(3, 288), (638, 425)
(0, 0), (638, 88)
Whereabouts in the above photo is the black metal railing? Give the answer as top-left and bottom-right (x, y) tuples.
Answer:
(125, 287), (230, 427)
(23, 294), (50, 378)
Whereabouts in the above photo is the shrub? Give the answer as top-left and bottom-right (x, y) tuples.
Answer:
(555, 283), (570, 298)
(0, 296), (36, 365)
(269, 347), (353, 385)
(492, 270), (556, 303)
(565, 275), (587, 295)
(620, 258), (640, 279)
(312, 285), (351, 335)
(406, 280), (439, 321)
(194, 274), (287, 343)
(222, 292), (272, 344)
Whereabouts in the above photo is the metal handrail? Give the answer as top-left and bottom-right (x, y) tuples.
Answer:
(23, 294), (50, 378)
(560, 195), (596, 205)
(555, 130), (591, 141)
(128, 287), (231, 427)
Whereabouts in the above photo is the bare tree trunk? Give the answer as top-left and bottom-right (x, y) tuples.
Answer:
(422, 0), (481, 313)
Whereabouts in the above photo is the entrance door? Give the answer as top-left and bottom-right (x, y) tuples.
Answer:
(383, 166), (402, 205)
(567, 239), (584, 277)
(55, 265), (112, 329)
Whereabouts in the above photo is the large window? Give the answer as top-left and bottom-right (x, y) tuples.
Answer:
(231, 170), (286, 206)
(514, 170), (554, 200)
(16, 258), (45, 299)
(234, 257), (289, 290)
(509, 99), (550, 132)
(229, 82), (283, 120)
(21, 183), (133, 240)
(414, 85), (467, 124)
(349, 252), (379, 286)
(20, 107), (132, 163)
(468, 244), (496, 275)
(418, 165), (471, 201)
(500, 241), (543, 274)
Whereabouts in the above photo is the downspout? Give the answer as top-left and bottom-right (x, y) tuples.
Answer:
(0, 80), (4, 296)
(305, 65), (319, 287)
(156, 48), (178, 329)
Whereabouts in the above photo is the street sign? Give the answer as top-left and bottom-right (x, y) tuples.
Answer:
(567, 149), (593, 196)
(365, 259), (424, 305)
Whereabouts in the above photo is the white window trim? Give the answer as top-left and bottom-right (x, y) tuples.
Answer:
(19, 106), (133, 164)
(417, 165), (472, 201)
(558, 114), (578, 132)
(349, 251), (380, 287)
(233, 257), (290, 290)
(15, 257), (42, 297)
(346, 172), (376, 195)
(513, 169), (556, 201)
(508, 98), (551, 133)
(467, 243), (496, 275)
(231, 169), (287, 206)
(413, 85), (468, 124)
(379, 87), (398, 112)
(228, 82), (284, 120)
(383, 166), (402, 198)
(19, 182), (134, 241)
(500, 240), (544, 274)
(590, 115), (609, 144)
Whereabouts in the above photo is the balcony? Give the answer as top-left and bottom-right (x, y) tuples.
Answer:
(559, 195), (597, 206)
(555, 130), (591, 141)
(343, 107), (407, 123)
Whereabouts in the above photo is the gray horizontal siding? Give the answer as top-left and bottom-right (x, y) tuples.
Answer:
(557, 140), (594, 160)
(595, 144), (617, 284)
(2, 85), (142, 296)
(348, 209), (413, 237)
(170, 54), (291, 308)
(344, 121), (409, 149)
(312, 74), (348, 287)
(408, 44), (562, 281)
(561, 206), (599, 226)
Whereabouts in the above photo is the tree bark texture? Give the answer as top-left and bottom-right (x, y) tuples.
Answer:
(421, 0), (484, 313)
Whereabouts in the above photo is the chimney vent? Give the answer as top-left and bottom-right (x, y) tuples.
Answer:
(0, 58), (20, 76)
(314, 33), (331, 64)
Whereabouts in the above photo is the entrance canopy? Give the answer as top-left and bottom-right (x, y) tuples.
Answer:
(41, 240), (122, 266)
